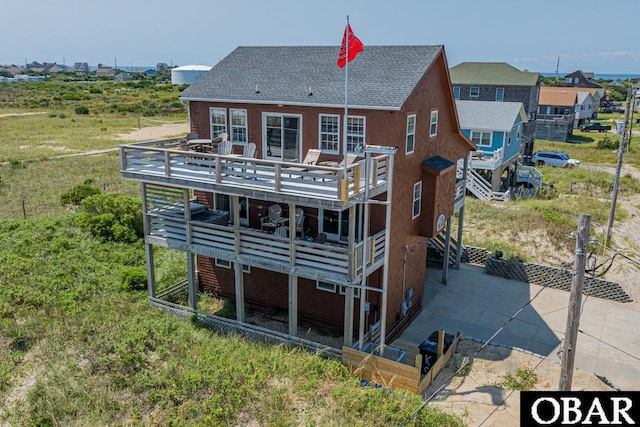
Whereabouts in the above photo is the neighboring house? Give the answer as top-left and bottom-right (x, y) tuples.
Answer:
(542, 86), (601, 122)
(455, 100), (541, 200)
(449, 62), (540, 162)
(119, 45), (474, 354)
(563, 70), (603, 89)
(74, 62), (90, 73)
(536, 87), (578, 141)
(95, 66), (116, 77)
(0, 65), (24, 75)
(114, 71), (132, 82)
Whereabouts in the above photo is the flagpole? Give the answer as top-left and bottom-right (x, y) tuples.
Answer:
(343, 15), (349, 177)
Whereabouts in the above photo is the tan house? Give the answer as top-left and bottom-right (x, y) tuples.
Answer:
(536, 87), (578, 141)
(119, 45), (474, 354)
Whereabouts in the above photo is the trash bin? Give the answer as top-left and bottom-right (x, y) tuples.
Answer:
(427, 331), (455, 354)
(418, 340), (438, 374)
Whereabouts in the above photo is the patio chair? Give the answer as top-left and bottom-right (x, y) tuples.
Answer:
(274, 226), (288, 238)
(300, 148), (321, 165)
(338, 153), (359, 167)
(217, 140), (233, 155)
(242, 142), (257, 158)
(260, 204), (287, 232)
(294, 208), (305, 238)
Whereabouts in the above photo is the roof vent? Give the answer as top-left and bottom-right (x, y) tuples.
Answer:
(255, 84), (260, 94)
(308, 86), (313, 96)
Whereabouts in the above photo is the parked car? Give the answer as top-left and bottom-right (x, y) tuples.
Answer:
(579, 122), (612, 132)
(531, 151), (580, 168)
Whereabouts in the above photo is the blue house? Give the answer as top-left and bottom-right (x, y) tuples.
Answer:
(456, 100), (541, 200)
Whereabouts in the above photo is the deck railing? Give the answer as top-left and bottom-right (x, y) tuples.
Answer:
(120, 139), (390, 203)
(147, 211), (385, 284)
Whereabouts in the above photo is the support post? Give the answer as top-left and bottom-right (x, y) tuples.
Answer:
(232, 196), (245, 322)
(288, 275), (298, 337)
(455, 155), (469, 269)
(606, 85), (632, 246)
(442, 217), (452, 284)
(140, 184), (156, 297)
(288, 203), (297, 337)
(559, 213), (591, 391)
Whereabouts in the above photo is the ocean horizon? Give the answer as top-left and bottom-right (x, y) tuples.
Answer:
(540, 72), (640, 81)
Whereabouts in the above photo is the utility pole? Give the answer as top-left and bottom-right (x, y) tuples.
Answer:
(605, 85), (633, 246)
(559, 213), (591, 391)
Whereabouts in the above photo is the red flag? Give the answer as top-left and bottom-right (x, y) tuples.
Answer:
(337, 24), (363, 68)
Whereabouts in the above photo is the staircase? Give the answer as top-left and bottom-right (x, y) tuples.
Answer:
(427, 231), (464, 266)
(457, 160), (510, 202)
(515, 162), (543, 187)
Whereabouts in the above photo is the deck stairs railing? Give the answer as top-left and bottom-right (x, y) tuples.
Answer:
(427, 231), (462, 267)
(457, 160), (510, 202)
(515, 163), (543, 187)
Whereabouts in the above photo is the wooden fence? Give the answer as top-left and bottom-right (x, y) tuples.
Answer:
(342, 331), (462, 395)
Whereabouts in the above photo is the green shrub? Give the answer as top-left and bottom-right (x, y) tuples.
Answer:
(74, 105), (89, 115)
(495, 366), (538, 391)
(597, 135), (617, 150)
(120, 267), (147, 291)
(78, 194), (143, 242)
(60, 184), (101, 206)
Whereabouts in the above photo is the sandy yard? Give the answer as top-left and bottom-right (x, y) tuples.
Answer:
(116, 122), (189, 141)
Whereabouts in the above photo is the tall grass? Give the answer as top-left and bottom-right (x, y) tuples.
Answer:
(0, 216), (462, 426)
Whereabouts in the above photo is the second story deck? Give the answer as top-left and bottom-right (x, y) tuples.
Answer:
(120, 138), (391, 211)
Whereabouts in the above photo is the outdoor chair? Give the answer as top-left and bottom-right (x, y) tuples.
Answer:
(242, 142), (257, 158)
(300, 148), (321, 165)
(294, 208), (305, 238)
(217, 140), (233, 155)
(274, 226), (288, 238)
(260, 204), (288, 232)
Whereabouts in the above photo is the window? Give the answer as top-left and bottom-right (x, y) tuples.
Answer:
(242, 264), (251, 273)
(471, 131), (491, 147)
(496, 87), (504, 102)
(412, 181), (422, 219)
(453, 86), (460, 100)
(319, 114), (340, 152)
(470, 87), (480, 98)
(210, 108), (227, 138)
(346, 116), (365, 152)
(215, 258), (231, 269)
(406, 114), (416, 154)
(230, 109), (247, 144)
(339, 285), (360, 298)
(429, 110), (438, 137)
(316, 280), (336, 293)
(566, 77), (573, 84)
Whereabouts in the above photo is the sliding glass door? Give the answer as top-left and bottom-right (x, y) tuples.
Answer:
(263, 113), (301, 162)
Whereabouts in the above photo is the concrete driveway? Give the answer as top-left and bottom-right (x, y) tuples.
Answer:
(393, 263), (640, 391)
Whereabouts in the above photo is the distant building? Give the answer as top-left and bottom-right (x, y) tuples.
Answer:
(563, 70), (603, 89)
(171, 64), (212, 85)
(95, 66), (116, 77)
(114, 71), (132, 82)
(74, 62), (90, 73)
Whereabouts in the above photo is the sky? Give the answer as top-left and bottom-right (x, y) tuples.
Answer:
(3, 0), (640, 75)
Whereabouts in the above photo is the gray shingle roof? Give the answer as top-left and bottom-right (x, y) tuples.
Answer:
(180, 45), (443, 109)
(455, 100), (527, 132)
(449, 62), (539, 86)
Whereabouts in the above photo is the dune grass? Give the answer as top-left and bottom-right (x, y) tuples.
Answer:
(0, 215), (462, 426)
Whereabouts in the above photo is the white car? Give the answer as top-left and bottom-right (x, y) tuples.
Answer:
(531, 151), (580, 168)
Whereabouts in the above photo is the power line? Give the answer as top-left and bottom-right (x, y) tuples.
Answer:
(578, 329), (640, 362)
